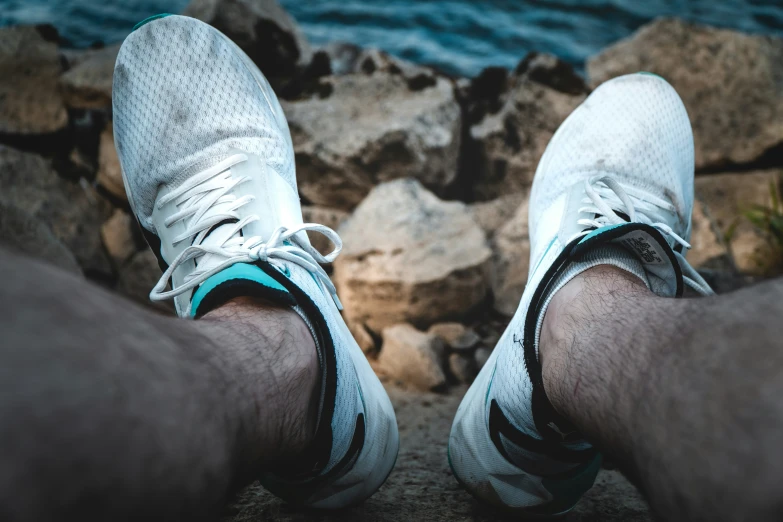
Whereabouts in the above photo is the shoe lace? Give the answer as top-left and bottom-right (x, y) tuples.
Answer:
(574, 175), (714, 296)
(149, 153), (343, 313)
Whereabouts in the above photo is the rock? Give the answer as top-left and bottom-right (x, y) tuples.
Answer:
(448, 352), (478, 384)
(515, 52), (590, 96)
(283, 73), (461, 210)
(319, 43), (431, 79)
(468, 192), (526, 238)
(427, 323), (480, 352)
(334, 179), (491, 332)
(183, 0), (311, 85)
(0, 199), (81, 274)
(301, 205), (349, 256)
(688, 199), (734, 271)
(0, 26), (67, 134)
(695, 170), (783, 276)
(462, 66), (510, 123)
(0, 146), (112, 276)
(588, 18), (783, 170)
(59, 44), (120, 110)
(491, 193), (531, 315)
(474, 347), (492, 370)
(117, 248), (174, 313)
(348, 320), (376, 355)
(318, 41), (363, 76)
(97, 124), (126, 200)
(468, 72), (586, 200)
(354, 48), (432, 80)
(378, 324), (446, 391)
(101, 209), (137, 265)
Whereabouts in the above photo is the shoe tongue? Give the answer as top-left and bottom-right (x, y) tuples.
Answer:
(573, 222), (681, 297)
(189, 262), (296, 318)
(191, 221), (241, 274)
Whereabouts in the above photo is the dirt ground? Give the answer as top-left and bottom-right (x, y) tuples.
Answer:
(225, 384), (653, 522)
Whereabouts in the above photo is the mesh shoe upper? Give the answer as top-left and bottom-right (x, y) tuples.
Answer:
(530, 73), (695, 259)
(113, 14), (295, 229)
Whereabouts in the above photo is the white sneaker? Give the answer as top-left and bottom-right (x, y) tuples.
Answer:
(448, 73), (713, 515)
(112, 14), (398, 508)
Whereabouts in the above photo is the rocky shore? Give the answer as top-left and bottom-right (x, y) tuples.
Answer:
(1, 1), (782, 519)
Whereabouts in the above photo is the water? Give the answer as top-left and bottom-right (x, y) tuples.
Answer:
(1, 0), (782, 77)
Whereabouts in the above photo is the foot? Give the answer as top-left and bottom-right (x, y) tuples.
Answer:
(448, 73), (712, 514)
(113, 14), (398, 508)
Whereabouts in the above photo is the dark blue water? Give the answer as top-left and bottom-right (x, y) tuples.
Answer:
(2, 0), (782, 76)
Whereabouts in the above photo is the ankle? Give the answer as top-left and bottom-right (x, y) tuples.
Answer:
(199, 297), (320, 468)
(539, 265), (650, 405)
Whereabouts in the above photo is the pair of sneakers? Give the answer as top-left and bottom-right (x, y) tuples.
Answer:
(114, 15), (711, 513)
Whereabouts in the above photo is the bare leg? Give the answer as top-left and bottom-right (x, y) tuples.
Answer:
(0, 245), (319, 521)
(541, 265), (783, 522)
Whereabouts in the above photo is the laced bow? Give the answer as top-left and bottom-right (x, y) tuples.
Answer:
(575, 175), (713, 296)
(149, 154), (343, 314)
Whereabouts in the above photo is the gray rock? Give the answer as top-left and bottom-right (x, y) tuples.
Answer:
(427, 322), (480, 352)
(283, 73), (461, 210)
(334, 179), (491, 332)
(0, 199), (81, 274)
(183, 0), (311, 85)
(0, 26), (67, 134)
(448, 352), (477, 384)
(588, 18), (783, 170)
(469, 71), (586, 200)
(490, 192), (531, 316)
(695, 170), (783, 276)
(59, 44), (120, 110)
(379, 323), (446, 391)
(0, 146), (112, 276)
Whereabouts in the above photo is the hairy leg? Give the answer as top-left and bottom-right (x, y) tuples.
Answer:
(540, 265), (783, 522)
(0, 246), (318, 521)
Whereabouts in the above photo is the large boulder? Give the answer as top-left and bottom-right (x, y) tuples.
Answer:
(490, 193), (531, 315)
(0, 146), (112, 276)
(334, 179), (491, 332)
(695, 170), (783, 276)
(183, 0), (311, 86)
(59, 44), (120, 110)
(283, 72), (461, 210)
(0, 26), (67, 134)
(588, 18), (783, 170)
(467, 56), (587, 200)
